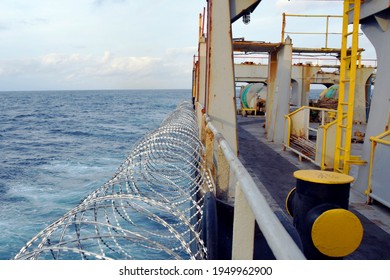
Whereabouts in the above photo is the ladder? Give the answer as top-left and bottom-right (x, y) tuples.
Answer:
(334, 0), (365, 174)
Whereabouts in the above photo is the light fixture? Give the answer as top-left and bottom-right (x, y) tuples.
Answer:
(242, 13), (250, 25)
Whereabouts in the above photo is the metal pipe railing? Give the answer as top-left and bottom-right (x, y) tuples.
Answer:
(204, 112), (305, 260)
(284, 106), (337, 169)
(367, 130), (390, 200)
(281, 13), (343, 48)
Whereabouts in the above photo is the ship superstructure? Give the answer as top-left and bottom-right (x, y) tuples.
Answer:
(192, 0), (390, 259)
(14, 0), (390, 260)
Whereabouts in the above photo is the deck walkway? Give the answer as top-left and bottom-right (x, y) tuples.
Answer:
(237, 115), (390, 260)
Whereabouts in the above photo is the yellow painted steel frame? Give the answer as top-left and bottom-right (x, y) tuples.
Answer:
(281, 13), (342, 48)
(285, 106), (337, 119)
(284, 106), (312, 162)
(285, 115), (292, 147)
(334, 0), (362, 174)
(241, 108), (257, 115)
(284, 106), (337, 169)
(366, 130), (390, 199)
(319, 119), (337, 170)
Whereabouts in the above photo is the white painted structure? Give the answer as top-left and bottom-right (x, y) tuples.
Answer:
(355, 1), (390, 196)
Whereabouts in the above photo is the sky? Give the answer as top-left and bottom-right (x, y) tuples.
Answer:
(0, 0), (376, 91)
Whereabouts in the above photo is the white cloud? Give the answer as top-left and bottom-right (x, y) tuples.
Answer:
(0, 48), (195, 90)
(165, 47), (197, 57)
(95, 54), (161, 77)
(13, 53), (157, 77)
(0, 1), (205, 90)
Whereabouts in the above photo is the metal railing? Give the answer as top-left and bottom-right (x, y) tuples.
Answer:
(284, 106), (338, 170)
(367, 130), (390, 207)
(281, 13), (343, 49)
(198, 103), (305, 260)
(193, 53), (377, 69)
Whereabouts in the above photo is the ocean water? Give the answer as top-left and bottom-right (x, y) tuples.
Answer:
(0, 89), (190, 260)
(309, 89), (323, 100)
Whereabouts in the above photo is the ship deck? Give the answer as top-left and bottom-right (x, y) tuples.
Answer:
(237, 115), (390, 259)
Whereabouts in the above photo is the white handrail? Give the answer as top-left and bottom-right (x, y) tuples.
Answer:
(205, 114), (306, 260)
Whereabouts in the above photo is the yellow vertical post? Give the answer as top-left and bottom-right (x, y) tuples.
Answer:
(334, 0), (362, 174)
(325, 16), (330, 48)
(281, 13), (286, 43)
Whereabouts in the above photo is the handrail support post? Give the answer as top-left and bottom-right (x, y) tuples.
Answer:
(232, 183), (255, 260)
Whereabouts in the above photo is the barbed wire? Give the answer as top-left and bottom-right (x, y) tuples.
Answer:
(14, 101), (212, 260)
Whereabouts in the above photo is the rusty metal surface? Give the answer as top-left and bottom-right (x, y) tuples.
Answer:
(233, 41), (282, 53)
(292, 47), (342, 54)
(205, 0), (238, 155)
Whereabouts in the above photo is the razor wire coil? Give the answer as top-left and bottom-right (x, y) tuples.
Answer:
(14, 101), (212, 260)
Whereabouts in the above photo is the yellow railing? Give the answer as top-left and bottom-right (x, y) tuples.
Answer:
(284, 106), (337, 170)
(367, 130), (390, 206)
(317, 119), (338, 170)
(281, 13), (343, 48)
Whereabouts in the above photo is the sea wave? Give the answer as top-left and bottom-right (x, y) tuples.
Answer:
(0, 89), (190, 259)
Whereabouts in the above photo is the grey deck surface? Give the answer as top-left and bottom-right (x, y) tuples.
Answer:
(237, 115), (390, 260)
